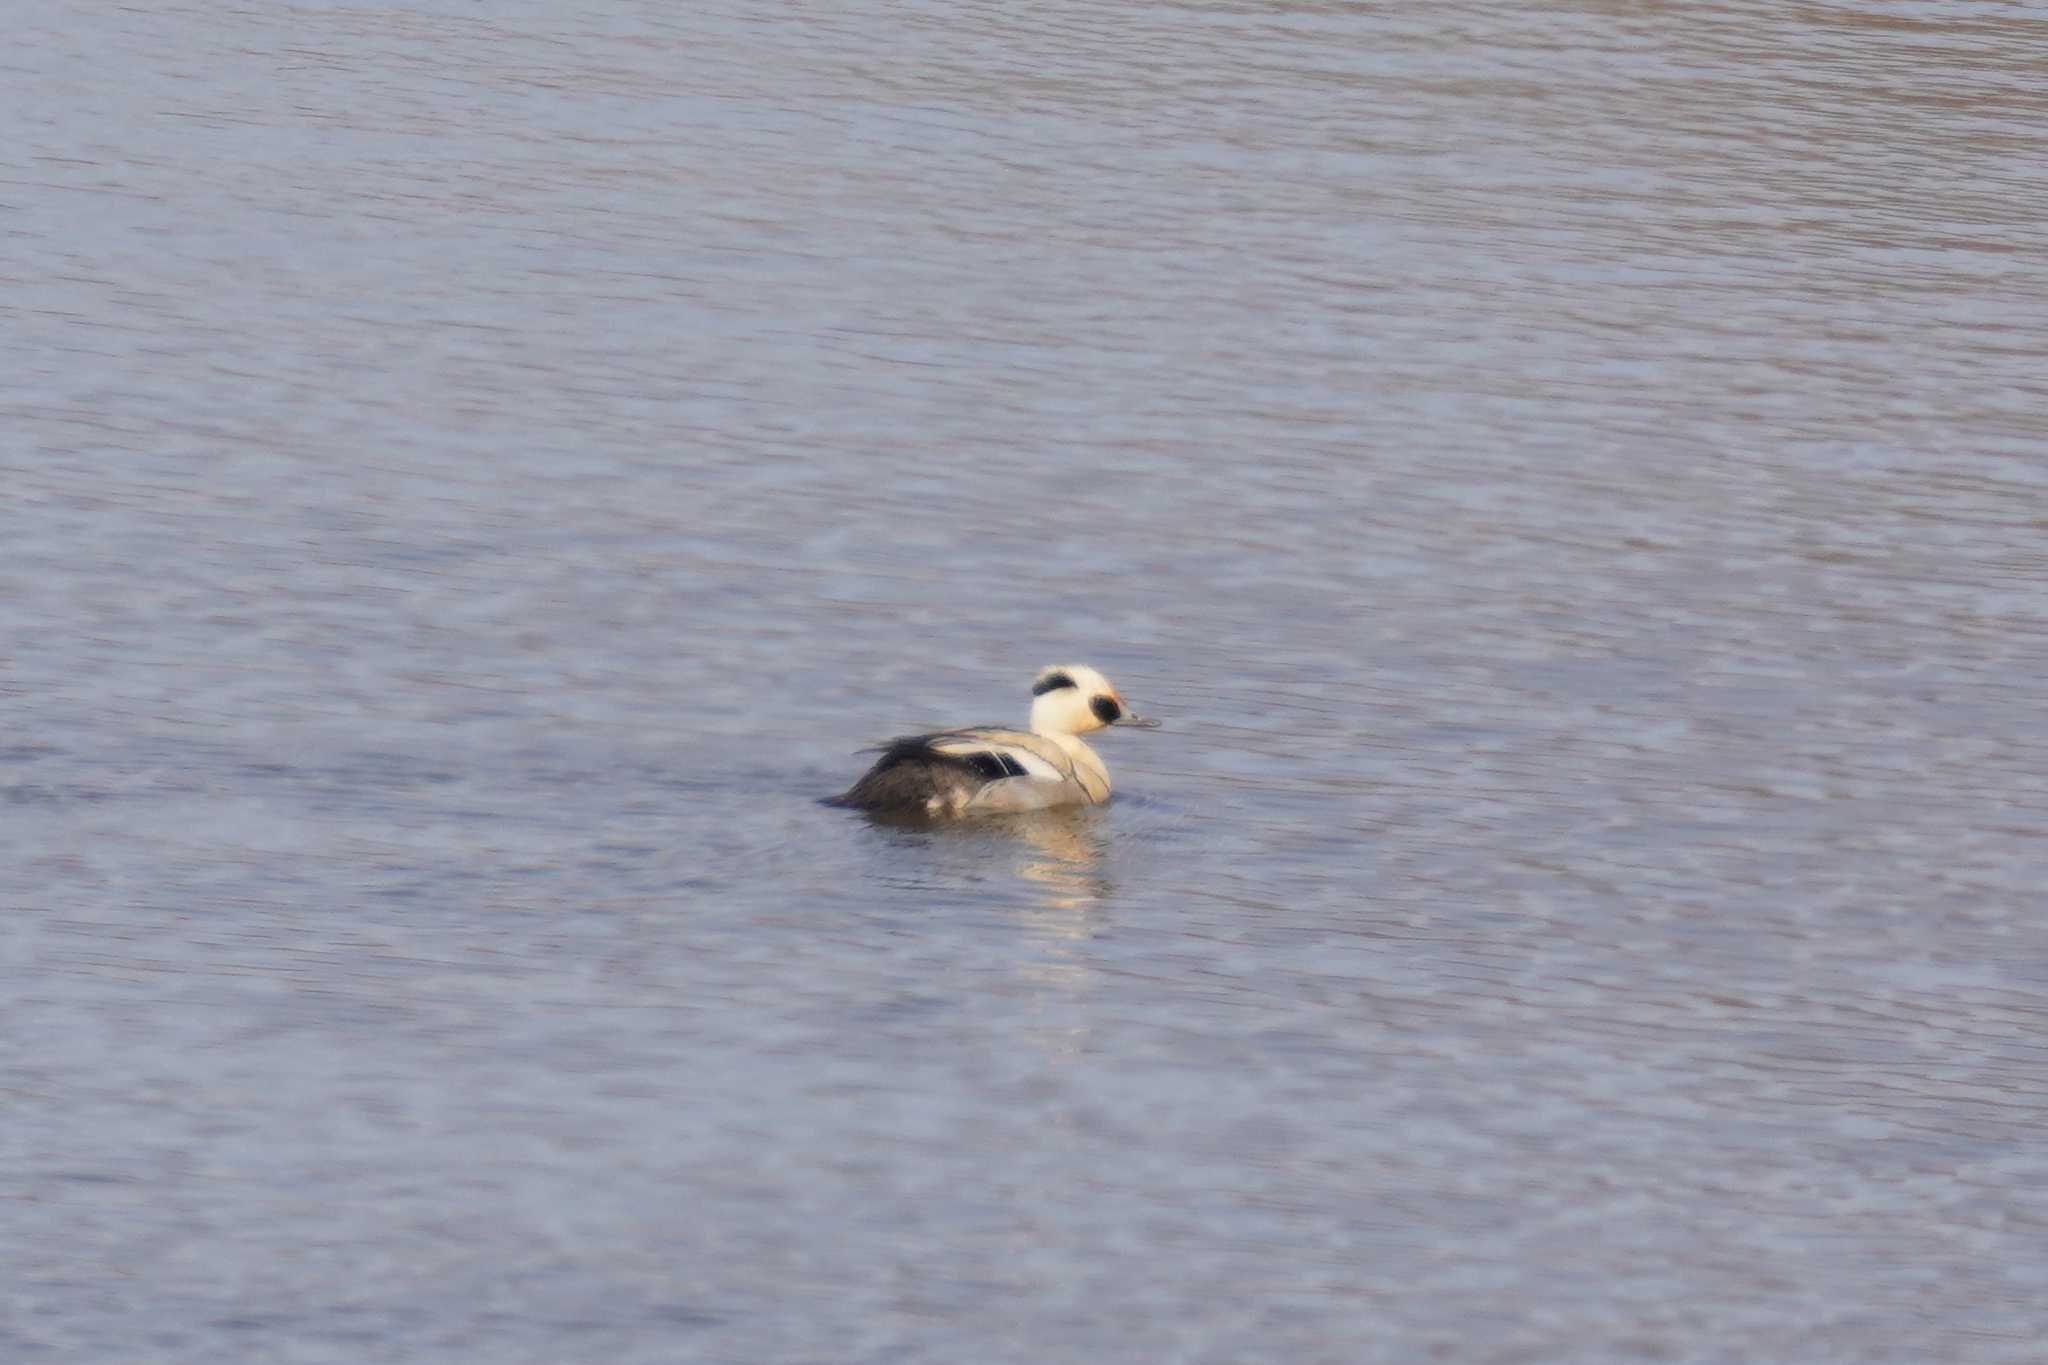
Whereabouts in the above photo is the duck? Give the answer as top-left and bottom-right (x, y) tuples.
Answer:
(830, 664), (1159, 815)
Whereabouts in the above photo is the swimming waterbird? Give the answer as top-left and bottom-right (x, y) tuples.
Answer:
(831, 664), (1159, 815)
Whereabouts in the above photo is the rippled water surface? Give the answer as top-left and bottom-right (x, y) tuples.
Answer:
(9, 2), (2048, 1361)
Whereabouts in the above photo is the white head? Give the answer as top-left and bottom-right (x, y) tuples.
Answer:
(1027, 664), (1160, 737)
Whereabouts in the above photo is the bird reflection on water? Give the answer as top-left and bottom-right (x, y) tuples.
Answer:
(850, 804), (1114, 913)
(849, 804), (1115, 1058)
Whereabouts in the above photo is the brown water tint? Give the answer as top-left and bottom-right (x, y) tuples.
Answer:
(7, 1), (2047, 1361)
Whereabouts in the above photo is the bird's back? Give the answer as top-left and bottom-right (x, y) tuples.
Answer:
(831, 726), (1098, 814)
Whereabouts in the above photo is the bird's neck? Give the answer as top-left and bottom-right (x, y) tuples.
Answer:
(1042, 731), (1109, 800)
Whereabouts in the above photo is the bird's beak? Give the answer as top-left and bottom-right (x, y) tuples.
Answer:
(1115, 712), (1162, 729)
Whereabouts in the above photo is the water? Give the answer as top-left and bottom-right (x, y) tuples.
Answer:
(8, 2), (2048, 1360)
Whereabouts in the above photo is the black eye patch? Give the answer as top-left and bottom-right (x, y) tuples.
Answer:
(1090, 696), (1122, 724)
(1032, 672), (1077, 696)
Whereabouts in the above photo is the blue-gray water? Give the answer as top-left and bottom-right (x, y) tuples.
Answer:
(9, 2), (2048, 1361)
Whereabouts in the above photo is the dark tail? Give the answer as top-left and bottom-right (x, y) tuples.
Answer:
(829, 737), (993, 812)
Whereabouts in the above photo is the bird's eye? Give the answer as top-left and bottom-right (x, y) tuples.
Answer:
(1091, 696), (1122, 724)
